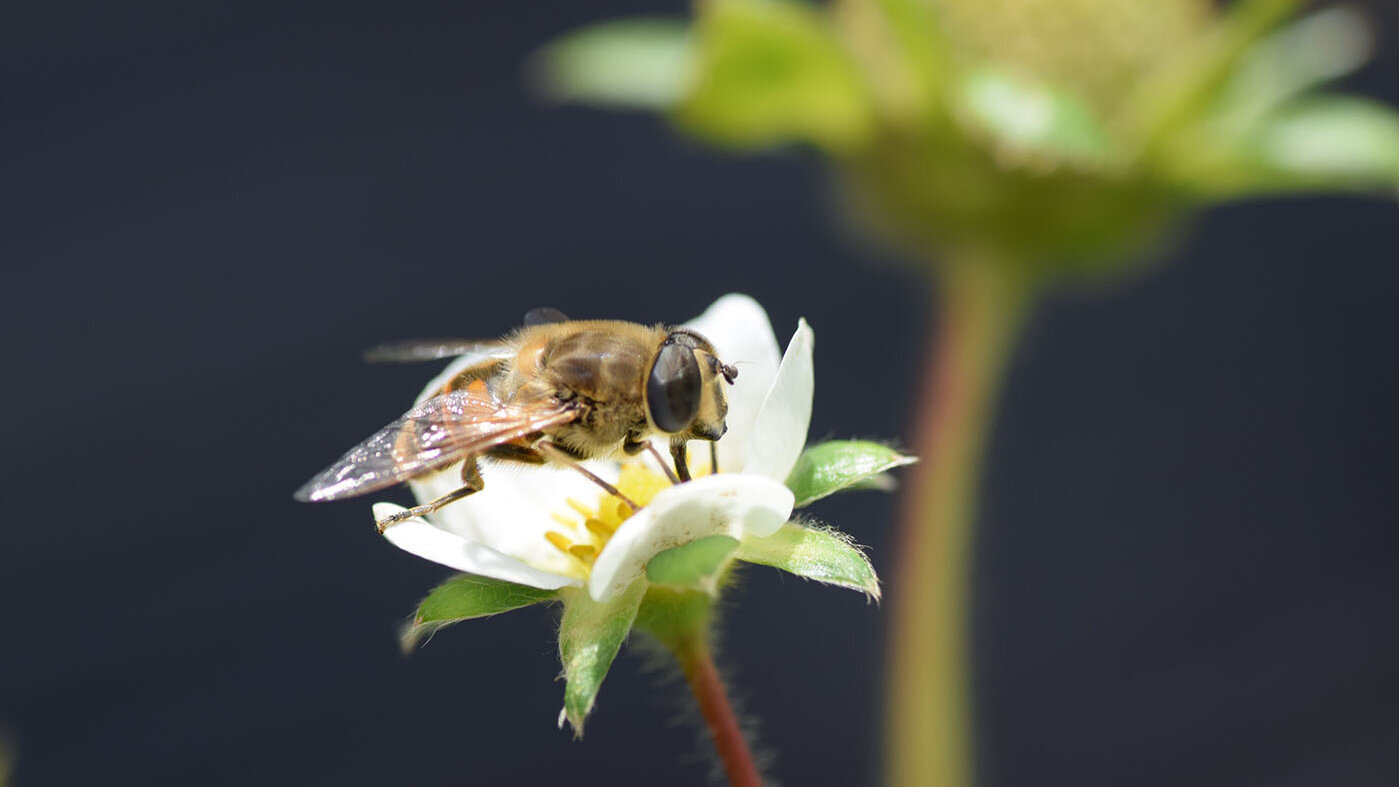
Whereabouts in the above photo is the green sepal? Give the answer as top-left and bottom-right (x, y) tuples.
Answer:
(736, 521), (880, 600)
(675, 0), (875, 153)
(1211, 7), (1371, 132)
(867, 0), (952, 110)
(785, 440), (916, 507)
(956, 68), (1113, 166)
(1123, 0), (1304, 148)
(401, 574), (558, 651)
(846, 473), (897, 493)
(633, 585), (715, 651)
(532, 18), (695, 110)
(1249, 96), (1399, 191)
(557, 580), (647, 738)
(646, 534), (740, 592)
(1164, 7), (1387, 195)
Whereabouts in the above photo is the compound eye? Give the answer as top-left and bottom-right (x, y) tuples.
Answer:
(647, 339), (702, 433)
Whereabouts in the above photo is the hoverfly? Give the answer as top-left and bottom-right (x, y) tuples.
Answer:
(295, 308), (739, 532)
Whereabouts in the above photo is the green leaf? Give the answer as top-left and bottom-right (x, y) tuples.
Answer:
(957, 68), (1113, 166)
(533, 19), (695, 110)
(1166, 8), (1386, 195)
(1214, 7), (1372, 130)
(557, 580), (646, 737)
(785, 440), (916, 507)
(1124, 0), (1304, 147)
(869, 0), (950, 110)
(1252, 96), (1399, 191)
(401, 574), (558, 650)
(846, 473), (897, 493)
(646, 535), (740, 590)
(736, 522), (880, 600)
(675, 0), (875, 152)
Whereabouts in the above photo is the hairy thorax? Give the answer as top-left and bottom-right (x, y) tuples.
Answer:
(505, 322), (660, 457)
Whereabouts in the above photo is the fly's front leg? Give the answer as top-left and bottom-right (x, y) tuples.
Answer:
(624, 433), (680, 484)
(621, 434), (648, 457)
(375, 459), (484, 533)
(537, 441), (639, 511)
(643, 442), (681, 485)
(670, 440), (692, 483)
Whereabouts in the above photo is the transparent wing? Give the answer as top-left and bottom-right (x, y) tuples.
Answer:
(363, 339), (511, 364)
(295, 389), (576, 502)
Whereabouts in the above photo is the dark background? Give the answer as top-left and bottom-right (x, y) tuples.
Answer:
(3, 1), (1397, 785)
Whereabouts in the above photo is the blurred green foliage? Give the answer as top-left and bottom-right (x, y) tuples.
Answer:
(534, 3), (1397, 784)
(538, 0), (1399, 277)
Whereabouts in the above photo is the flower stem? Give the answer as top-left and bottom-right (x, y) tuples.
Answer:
(886, 257), (1032, 787)
(675, 636), (763, 787)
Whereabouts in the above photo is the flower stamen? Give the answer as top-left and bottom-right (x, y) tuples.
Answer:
(584, 518), (617, 539)
(567, 544), (598, 564)
(540, 463), (677, 574)
(545, 531), (576, 554)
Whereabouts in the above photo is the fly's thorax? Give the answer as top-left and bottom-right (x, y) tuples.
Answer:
(508, 321), (663, 455)
(531, 322), (657, 404)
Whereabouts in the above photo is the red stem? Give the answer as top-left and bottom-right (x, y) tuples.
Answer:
(677, 639), (763, 787)
(886, 261), (1028, 786)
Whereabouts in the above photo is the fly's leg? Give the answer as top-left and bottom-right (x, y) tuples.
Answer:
(375, 460), (484, 533)
(658, 440), (717, 481)
(623, 433), (677, 483)
(485, 442), (548, 465)
(670, 441), (692, 483)
(644, 442), (681, 485)
(537, 441), (639, 511)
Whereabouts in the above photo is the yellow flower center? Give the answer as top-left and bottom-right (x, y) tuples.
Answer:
(542, 463), (672, 571)
(542, 451), (719, 574)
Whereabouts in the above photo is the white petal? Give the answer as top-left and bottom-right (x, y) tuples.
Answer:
(586, 474), (794, 602)
(374, 502), (582, 590)
(683, 294), (782, 473)
(741, 319), (814, 482)
(409, 460), (614, 579)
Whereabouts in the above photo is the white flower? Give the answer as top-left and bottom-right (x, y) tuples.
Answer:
(373, 294), (815, 602)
